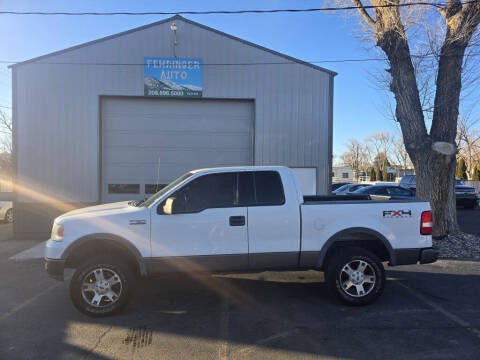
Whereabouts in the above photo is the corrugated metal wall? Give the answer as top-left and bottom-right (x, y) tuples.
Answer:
(12, 16), (334, 230)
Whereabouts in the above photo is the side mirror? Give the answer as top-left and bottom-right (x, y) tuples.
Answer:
(162, 197), (176, 215)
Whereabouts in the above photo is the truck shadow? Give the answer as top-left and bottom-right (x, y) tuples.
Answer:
(3, 263), (480, 359)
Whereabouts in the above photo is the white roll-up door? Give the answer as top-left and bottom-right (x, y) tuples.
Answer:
(102, 97), (254, 203)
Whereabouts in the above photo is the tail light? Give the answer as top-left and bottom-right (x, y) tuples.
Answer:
(420, 211), (432, 235)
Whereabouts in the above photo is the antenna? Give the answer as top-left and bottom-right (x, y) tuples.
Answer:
(155, 156), (161, 193)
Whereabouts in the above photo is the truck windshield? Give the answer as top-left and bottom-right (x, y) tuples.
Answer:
(140, 172), (193, 207)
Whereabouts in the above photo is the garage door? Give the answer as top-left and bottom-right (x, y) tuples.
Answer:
(102, 97), (254, 203)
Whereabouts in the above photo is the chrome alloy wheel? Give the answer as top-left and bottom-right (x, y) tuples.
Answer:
(339, 260), (376, 298)
(81, 268), (122, 308)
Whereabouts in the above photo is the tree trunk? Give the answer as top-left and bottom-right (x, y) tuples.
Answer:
(414, 150), (459, 237)
(351, 0), (480, 237)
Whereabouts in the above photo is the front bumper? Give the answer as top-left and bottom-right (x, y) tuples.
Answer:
(393, 247), (439, 266)
(44, 258), (65, 281)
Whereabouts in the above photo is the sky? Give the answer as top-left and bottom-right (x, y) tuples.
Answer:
(0, 0), (474, 157)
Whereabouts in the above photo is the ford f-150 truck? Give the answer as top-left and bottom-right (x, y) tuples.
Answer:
(45, 166), (438, 316)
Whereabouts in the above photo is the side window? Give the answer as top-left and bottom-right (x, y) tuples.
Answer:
(387, 187), (402, 195)
(254, 171), (285, 206)
(173, 173), (235, 213)
(372, 187), (388, 196)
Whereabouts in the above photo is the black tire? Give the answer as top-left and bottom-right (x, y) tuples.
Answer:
(70, 257), (135, 317)
(5, 209), (13, 223)
(325, 247), (385, 306)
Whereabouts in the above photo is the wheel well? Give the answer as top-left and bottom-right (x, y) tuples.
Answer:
(64, 239), (140, 276)
(322, 232), (391, 269)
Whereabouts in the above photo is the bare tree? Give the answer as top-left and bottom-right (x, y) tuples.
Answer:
(0, 110), (12, 153)
(0, 110), (12, 177)
(340, 139), (369, 177)
(457, 116), (480, 178)
(365, 131), (394, 166)
(392, 136), (413, 176)
(343, 0), (480, 236)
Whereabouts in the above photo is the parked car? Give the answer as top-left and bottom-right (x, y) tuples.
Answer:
(0, 201), (13, 223)
(333, 183), (370, 195)
(45, 166), (437, 317)
(353, 185), (416, 200)
(331, 182), (351, 191)
(400, 175), (477, 209)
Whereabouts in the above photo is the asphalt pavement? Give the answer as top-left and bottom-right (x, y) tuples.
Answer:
(457, 208), (480, 236)
(1, 239), (480, 360)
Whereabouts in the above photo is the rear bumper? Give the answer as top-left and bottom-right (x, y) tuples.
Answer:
(393, 247), (439, 266)
(44, 258), (65, 281)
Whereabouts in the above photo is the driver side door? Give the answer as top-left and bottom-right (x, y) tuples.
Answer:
(149, 172), (249, 273)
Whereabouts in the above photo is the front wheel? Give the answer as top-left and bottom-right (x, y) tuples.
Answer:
(5, 209), (13, 223)
(70, 258), (135, 317)
(325, 247), (385, 306)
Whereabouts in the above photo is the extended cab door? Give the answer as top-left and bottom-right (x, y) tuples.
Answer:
(150, 172), (248, 272)
(239, 170), (301, 269)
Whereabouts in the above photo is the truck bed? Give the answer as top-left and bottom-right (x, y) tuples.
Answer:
(303, 195), (371, 202)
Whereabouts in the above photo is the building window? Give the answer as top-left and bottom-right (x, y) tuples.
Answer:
(108, 184), (140, 194)
(342, 173), (349, 179)
(145, 184), (167, 194)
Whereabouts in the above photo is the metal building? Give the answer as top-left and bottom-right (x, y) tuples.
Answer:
(10, 15), (336, 237)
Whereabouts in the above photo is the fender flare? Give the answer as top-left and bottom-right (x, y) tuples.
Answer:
(317, 227), (396, 268)
(61, 233), (148, 276)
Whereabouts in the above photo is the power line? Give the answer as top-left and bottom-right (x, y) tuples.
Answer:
(0, 2), (477, 16)
(1, 52), (479, 67)
(0, 58), (389, 66)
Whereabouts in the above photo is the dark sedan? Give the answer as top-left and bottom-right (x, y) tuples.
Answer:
(353, 184), (416, 200)
(400, 175), (477, 209)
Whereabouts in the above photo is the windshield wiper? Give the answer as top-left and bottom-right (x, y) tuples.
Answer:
(128, 200), (140, 207)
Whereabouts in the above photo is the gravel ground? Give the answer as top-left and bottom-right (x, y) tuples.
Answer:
(433, 232), (480, 260)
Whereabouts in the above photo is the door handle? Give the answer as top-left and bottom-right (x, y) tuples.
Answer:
(229, 216), (245, 226)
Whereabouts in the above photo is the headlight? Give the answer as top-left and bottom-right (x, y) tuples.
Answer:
(51, 223), (64, 241)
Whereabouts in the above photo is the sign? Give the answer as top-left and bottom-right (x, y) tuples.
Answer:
(144, 57), (202, 97)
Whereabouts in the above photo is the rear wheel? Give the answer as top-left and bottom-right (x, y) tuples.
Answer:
(70, 258), (135, 317)
(325, 247), (385, 306)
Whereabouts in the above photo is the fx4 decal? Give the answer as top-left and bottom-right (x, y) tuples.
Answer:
(383, 210), (412, 218)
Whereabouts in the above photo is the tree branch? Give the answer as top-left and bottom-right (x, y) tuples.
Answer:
(352, 0), (376, 27)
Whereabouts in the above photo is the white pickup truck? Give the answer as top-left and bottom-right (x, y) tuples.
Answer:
(45, 166), (438, 316)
